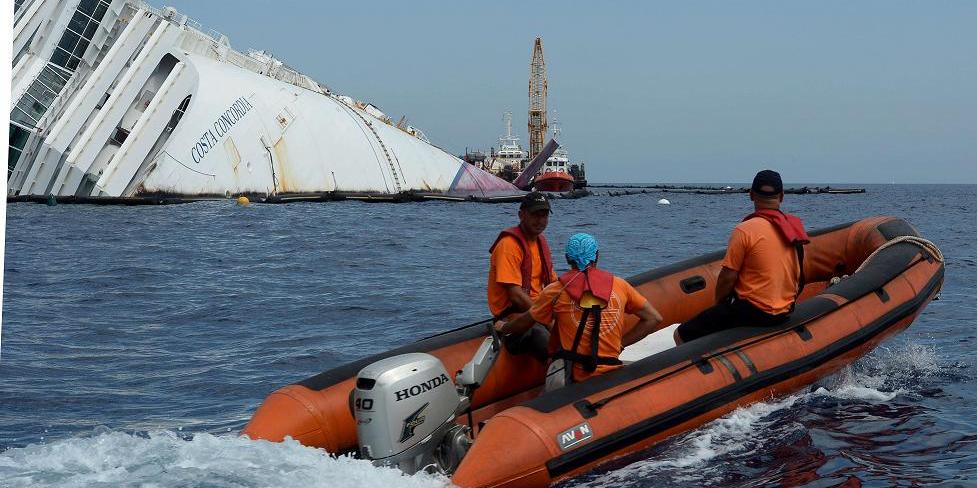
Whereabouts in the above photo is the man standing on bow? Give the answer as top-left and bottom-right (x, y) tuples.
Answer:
(675, 169), (810, 343)
(487, 191), (558, 359)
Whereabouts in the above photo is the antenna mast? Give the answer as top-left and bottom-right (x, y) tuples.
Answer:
(504, 111), (514, 139)
(528, 37), (547, 160)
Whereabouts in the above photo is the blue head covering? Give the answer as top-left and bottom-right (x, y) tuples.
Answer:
(565, 233), (599, 270)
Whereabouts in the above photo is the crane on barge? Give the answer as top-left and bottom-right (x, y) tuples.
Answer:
(528, 37), (548, 161)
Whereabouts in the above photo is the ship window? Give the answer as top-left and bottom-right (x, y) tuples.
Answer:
(77, 0), (98, 16)
(48, 0), (108, 74)
(95, 91), (110, 109)
(40, 65), (70, 90)
(8, 123), (33, 173)
(58, 30), (81, 54)
(50, 48), (70, 69)
(68, 12), (88, 36)
(52, 46), (83, 71)
(11, 107), (39, 127)
(9, 124), (32, 150)
(110, 126), (130, 146)
(84, 22), (98, 39)
(36, 70), (61, 94)
(8, 0), (106, 140)
(8, 146), (23, 173)
(73, 38), (90, 58)
(26, 82), (57, 108)
(94, 1), (109, 20)
(16, 95), (47, 122)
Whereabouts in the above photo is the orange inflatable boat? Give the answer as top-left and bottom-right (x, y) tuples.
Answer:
(243, 216), (943, 487)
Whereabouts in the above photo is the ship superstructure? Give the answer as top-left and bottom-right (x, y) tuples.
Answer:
(9, 0), (518, 199)
(484, 111), (526, 179)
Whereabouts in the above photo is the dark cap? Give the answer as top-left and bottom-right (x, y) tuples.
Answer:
(751, 169), (783, 196)
(520, 191), (551, 212)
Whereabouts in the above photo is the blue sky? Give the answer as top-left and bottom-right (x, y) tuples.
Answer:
(163, 1), (976, 184)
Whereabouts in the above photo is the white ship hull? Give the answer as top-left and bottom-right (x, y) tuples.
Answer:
(9, 0), (518, 200)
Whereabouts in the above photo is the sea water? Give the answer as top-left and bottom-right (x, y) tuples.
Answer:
(3, 184), (975, 487)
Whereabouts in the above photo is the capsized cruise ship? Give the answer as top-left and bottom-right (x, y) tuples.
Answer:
(9, 0), (520, 201)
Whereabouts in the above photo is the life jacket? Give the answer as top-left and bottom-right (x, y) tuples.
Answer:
(549, 267), (622, 377)
(743, 209), (810, 310)
(489, 225), (554, 297)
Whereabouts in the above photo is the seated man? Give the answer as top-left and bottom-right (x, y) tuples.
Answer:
(675, 169), (809, 344)
(487, 191), (557, 360)
(496, 233), (662, 391)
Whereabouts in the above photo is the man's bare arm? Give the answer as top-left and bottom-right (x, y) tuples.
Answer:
(715, 267), (739, 303)
(622, 302), (663, 347)
(504, 284), (534, 313)
(495, 311), (536, 336)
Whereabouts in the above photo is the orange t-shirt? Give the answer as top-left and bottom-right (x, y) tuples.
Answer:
(530, 276), (649, 382)
(722, 217), (800, 315)
(487, 235), (556, 317)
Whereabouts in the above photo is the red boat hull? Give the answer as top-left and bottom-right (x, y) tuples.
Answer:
(533, 171), (575, 192)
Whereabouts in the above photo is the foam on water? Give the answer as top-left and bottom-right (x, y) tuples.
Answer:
(0, 431), (451, 488)
(566, 394), (808, 487)
(562, 341), (943, 487)
(814, 341), (943, 400)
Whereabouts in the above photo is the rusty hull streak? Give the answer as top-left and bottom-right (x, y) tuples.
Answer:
(225, 137), (242, 178)
(273, 136), (293, 193)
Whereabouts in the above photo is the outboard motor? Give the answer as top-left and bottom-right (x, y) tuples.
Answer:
(353, 324), (501, 475)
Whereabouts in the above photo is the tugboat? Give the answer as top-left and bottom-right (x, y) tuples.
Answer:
(531, 125), (576, 193)
(532, 149), (575, 192)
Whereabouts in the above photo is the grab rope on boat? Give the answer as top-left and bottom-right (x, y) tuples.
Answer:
(831, 236), (945, 286)
(856, 235), (944, 272)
